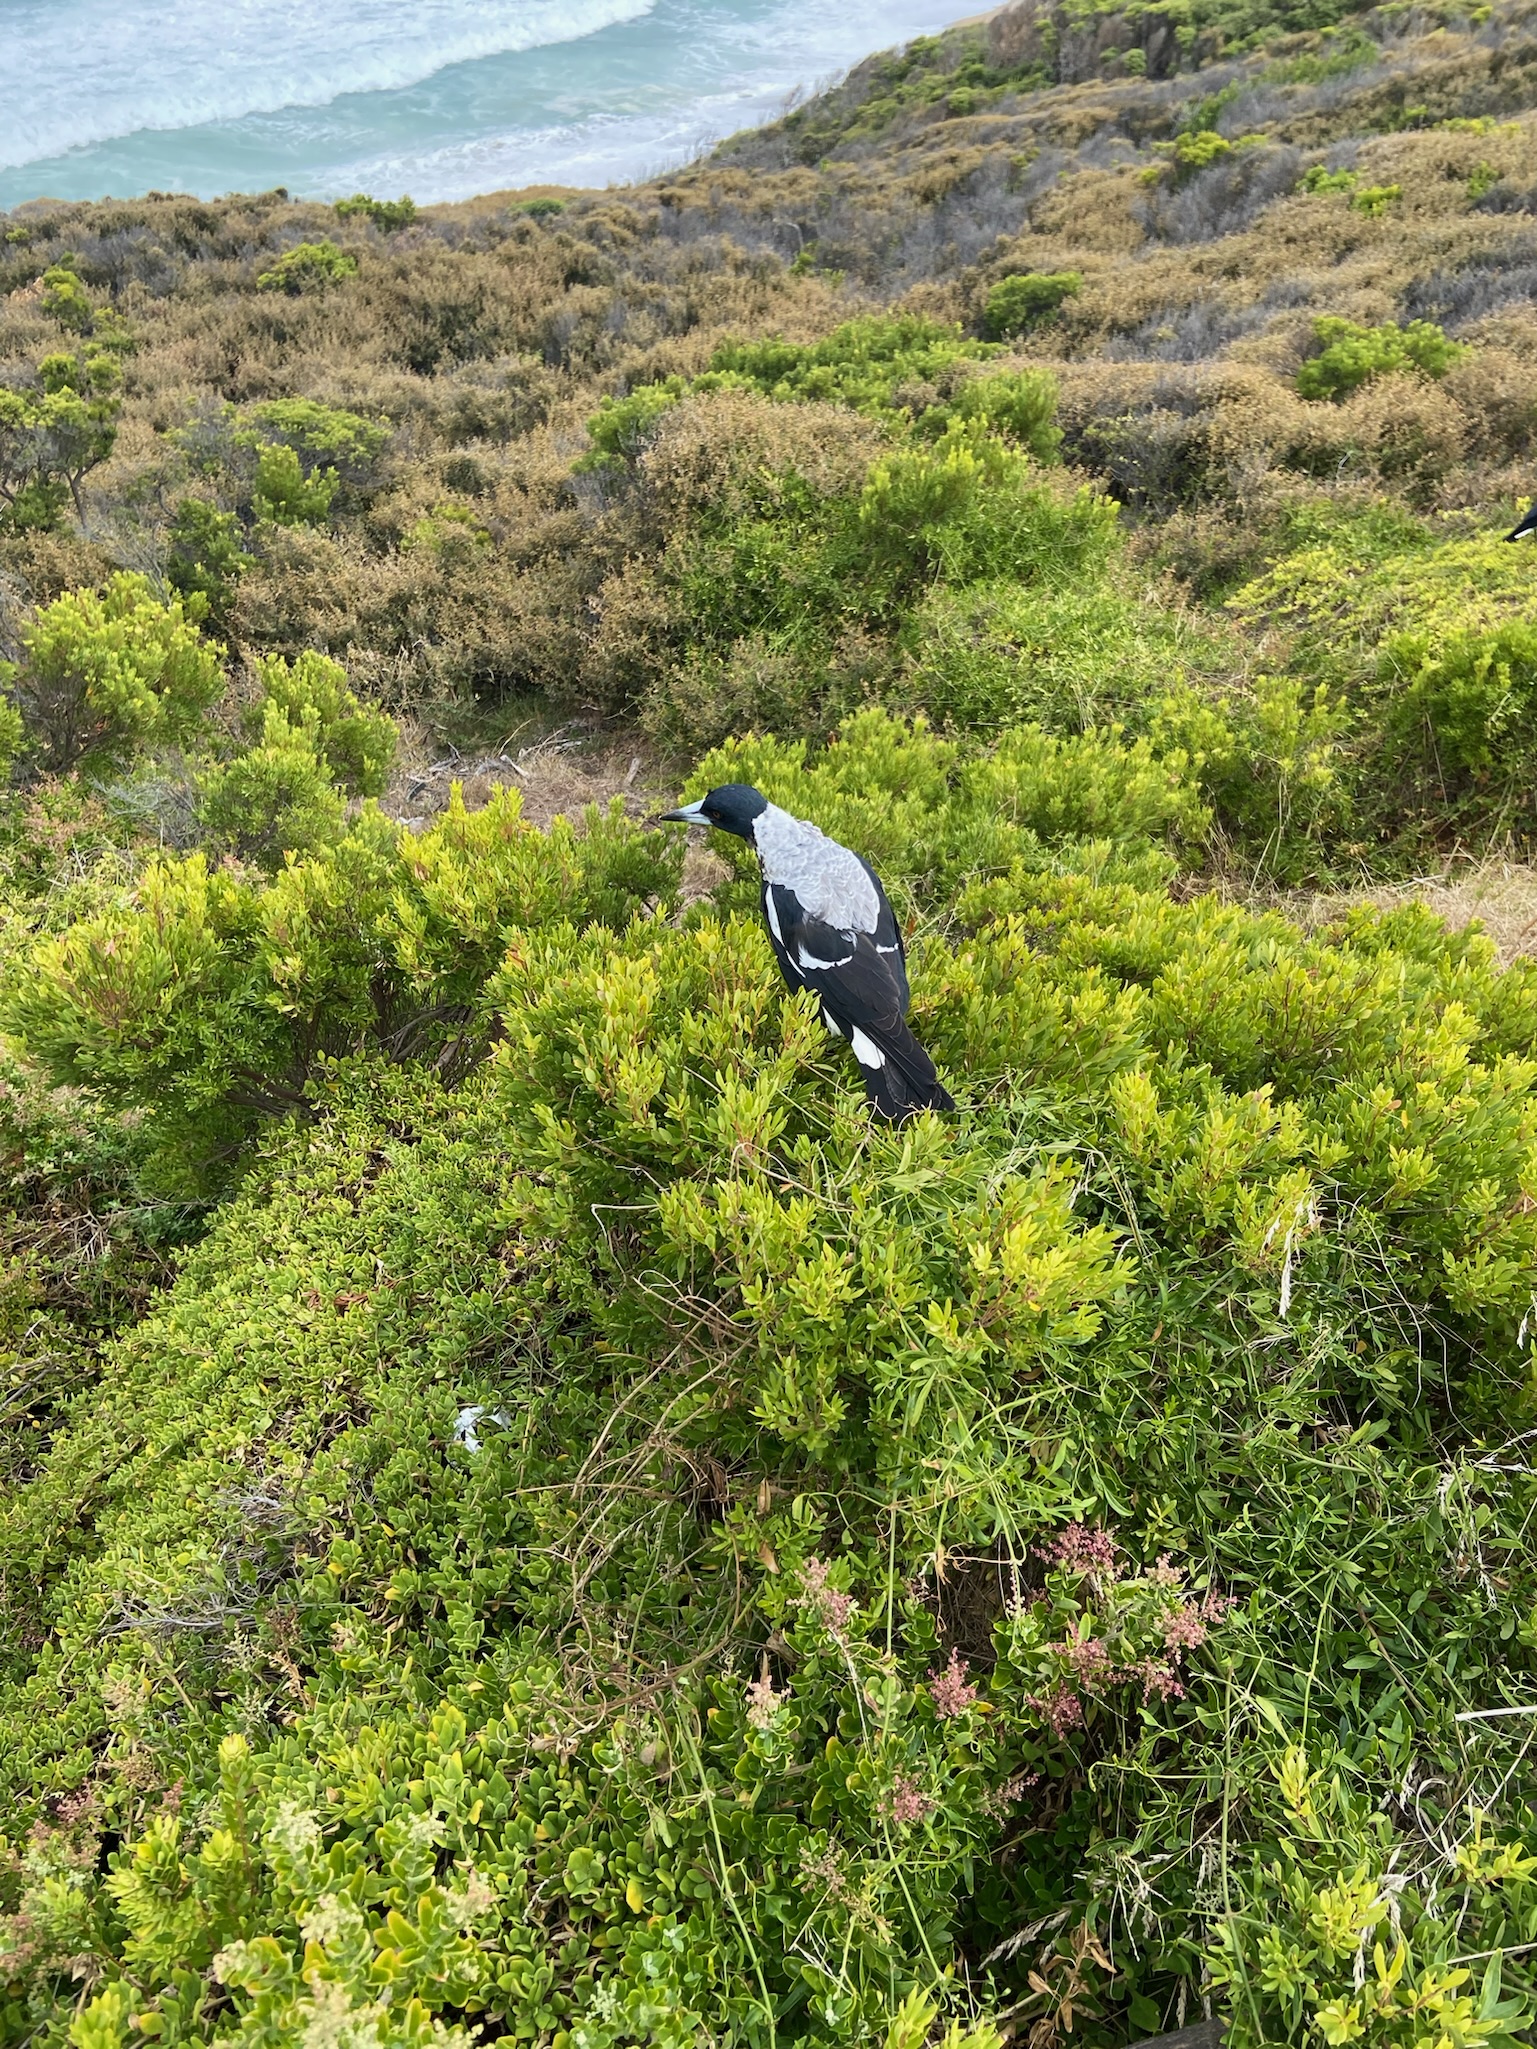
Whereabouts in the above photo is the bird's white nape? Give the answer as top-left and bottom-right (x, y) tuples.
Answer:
(753, 804), (881, 934)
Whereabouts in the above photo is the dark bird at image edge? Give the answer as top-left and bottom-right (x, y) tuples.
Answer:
(662, 784), (954, 1123)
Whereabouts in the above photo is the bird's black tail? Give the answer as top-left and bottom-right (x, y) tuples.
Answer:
(1507, 506), (1537, 541)
(849, 1016), (955, 1123)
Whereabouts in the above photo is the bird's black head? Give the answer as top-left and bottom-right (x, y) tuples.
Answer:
(660, 783), (769, 842)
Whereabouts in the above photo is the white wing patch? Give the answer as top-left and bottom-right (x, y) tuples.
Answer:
(848, 1026), (887, 1070)
(797, 946), (853, 971)
(764, 890), (784, 945)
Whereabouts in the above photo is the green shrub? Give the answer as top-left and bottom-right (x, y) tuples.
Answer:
(238, 398), (389, 480)
(899, 578), (1227, 734)
(1295, 317), (1468, 401)
(254, 240), (358, 294)
(401, 500), (492, 560)
(253, 649), (397, 797)
(1351, 180), (1402, 215)
(196, 703), (348, 868)
(2, 709), (1537, 2044)
(0, 574), (223, 772)
(1377, 618), (1537, 829)
(1225, 524), (1537, 859)
(641, 425), (1112, 748)
(578, 375), (693, 469)
(1300, 163), (1358, 194)
(39, 260), (94, 336)
(853, 423), (1113, 600)
(0, 350), (122, 529)
(1, 788), (681, 1180)
(333, 193), (418, 232)
(711, 314), (996, 418)
(251, 443), (337, 526)
(166, 498), (253, 618)
(944, 368), (1061, 462)
(580, 326), (1061, 493)
(980, 271), (1082, 340)
(1170, 127), (1235, 175)
(1171, 670), (1352, 873)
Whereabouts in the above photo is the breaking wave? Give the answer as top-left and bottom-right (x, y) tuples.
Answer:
(1, 0), (657, 173)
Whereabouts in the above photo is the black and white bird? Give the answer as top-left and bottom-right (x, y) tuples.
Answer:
(662, 783), (954, 1123)
(1508, 501), (1537, 542)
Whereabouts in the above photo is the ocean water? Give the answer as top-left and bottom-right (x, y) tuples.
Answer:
(0, 0), (971, 212)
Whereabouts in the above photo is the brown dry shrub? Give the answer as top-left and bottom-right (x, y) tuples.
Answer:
(580, 556), (681, 712)
(1021, 166), (1146, 253)
(640, 634), (828, 757)
(1440, 346), (1537, 463)
(638, 388), (887, 526)
(1325, 373), (1470, 500)
(0, 532), (118, 622)
(641, 619), (894, 758)
(229, 524), (590, 706)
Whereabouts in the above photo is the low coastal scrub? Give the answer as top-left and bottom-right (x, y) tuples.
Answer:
(0, 712), (1535, 2048)
(0, 0), (1535, 2039)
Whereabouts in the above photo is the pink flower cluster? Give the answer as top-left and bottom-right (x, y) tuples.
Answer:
(982, 1769), (1042, 1814)
(797, 1556), (857, 1634)
(1062, 1633), (1114, 1686)
(1022, 1581), (1233, 1737)
(1160, 1604), (1208, 1654)
(928, 1648), (980, 1718)
(1034, 1523), (1120, 1582)
(1133, 1660), (1186, 1703)
(886, 1773), (934, 1826)
(746, 1670), (787, 1729)
(1026, 1680), (1086, 1737)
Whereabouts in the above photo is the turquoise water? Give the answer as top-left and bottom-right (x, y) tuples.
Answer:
(0, 0), (966, 211)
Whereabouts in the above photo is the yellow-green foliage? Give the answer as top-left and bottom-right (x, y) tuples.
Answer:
(254, 650), (396, 797)
(0, 710), (1535, 2049)
(4, 15), (1537, 2042)
(251, 444), (336, 527)
(194, 704), (349, 871)
(0, 573), (222, 771)
(254, 240), (358, 294)
(1295, 318), (1468, 402)
(981, 272), (1082, 340)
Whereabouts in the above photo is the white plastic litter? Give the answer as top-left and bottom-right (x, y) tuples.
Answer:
(453, 1405), (510, 1454)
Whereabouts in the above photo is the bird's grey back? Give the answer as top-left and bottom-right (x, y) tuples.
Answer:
(752, 804), (881, 934)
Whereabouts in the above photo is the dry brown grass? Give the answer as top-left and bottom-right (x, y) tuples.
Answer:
(383, 724), (671, 833)
(1292, 859), (1537, 962)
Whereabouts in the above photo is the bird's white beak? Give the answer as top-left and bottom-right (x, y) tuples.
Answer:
(661, 799), (708, 823)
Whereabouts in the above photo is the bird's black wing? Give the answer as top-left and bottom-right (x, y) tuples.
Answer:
(761, 876), (952, 1121)
(761, 881), (907, 1031)
(1507, 503), (1537, 542)
(856, 856), (910, 1007)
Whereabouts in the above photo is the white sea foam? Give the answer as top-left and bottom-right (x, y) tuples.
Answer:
(0, 0), (657, 173)
(0, 0), (970, 210)
(330, 82), (781, 200)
